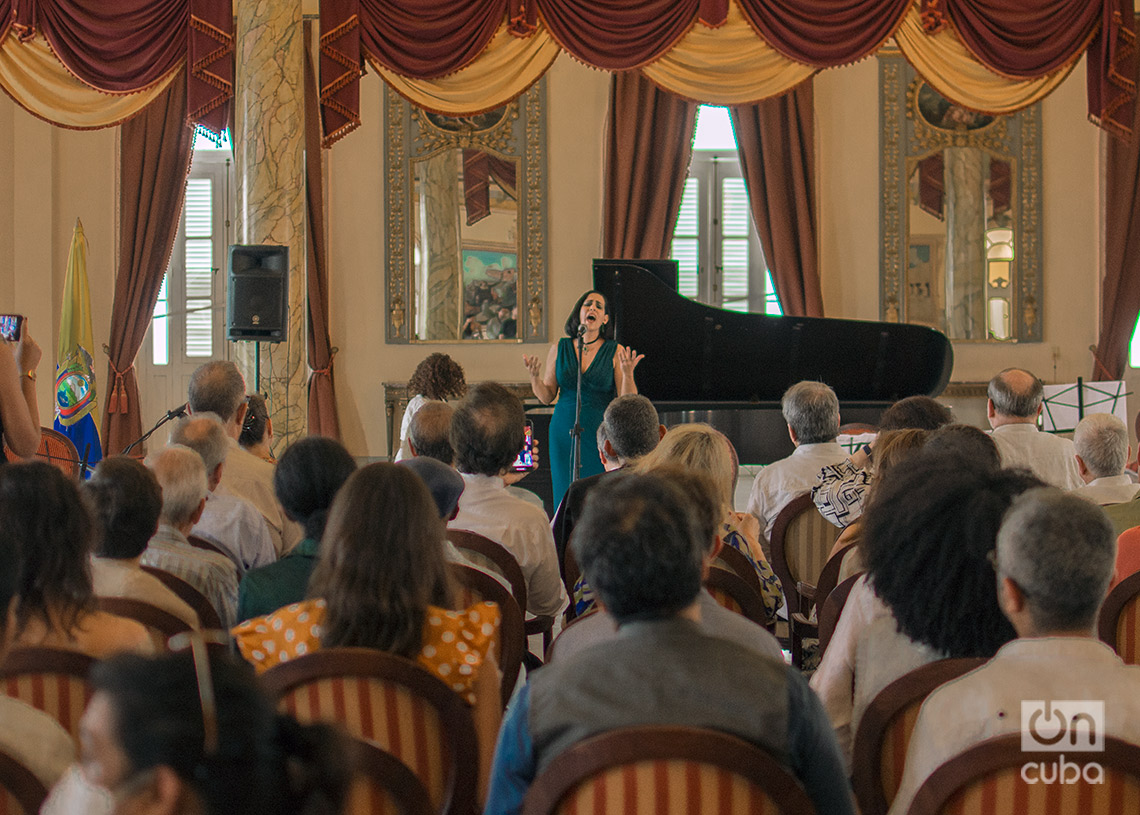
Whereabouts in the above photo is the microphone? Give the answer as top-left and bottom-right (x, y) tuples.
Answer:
(577, 323), (587, 338)
(166, 403), (189, 420)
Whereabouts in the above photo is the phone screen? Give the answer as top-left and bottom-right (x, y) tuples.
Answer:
(512, 422), (536, 472)
(0, 315), (23, 343)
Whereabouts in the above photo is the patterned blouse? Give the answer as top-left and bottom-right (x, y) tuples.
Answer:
(232, 598), (500, 704)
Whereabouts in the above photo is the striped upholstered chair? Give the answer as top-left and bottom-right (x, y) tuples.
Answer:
(521, 726), (815, 815)
(345, 739), (435, 815)
(851, 658), (986, 815)
(907, 734), (1140, 814)
(1098, 569), (1140, 665)
(0, 648), (95, 745)
(703, 566), (772, 628)
(768, 494), (841, 618)
(261, 647), (478, 815)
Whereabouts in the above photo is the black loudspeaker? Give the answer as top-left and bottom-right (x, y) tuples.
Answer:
(227, 245), (288, 342)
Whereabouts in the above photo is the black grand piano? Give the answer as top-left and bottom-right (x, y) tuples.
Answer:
(525, 263), (953, 513)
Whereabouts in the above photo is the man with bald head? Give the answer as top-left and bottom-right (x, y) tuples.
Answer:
(986, 367), (1081, 489)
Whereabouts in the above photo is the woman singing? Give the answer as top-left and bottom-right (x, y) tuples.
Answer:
(523, 290), (643, 509)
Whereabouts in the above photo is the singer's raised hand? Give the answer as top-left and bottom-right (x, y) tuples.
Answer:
(523, 354), (542, 379)
(617, 346), (644, 374)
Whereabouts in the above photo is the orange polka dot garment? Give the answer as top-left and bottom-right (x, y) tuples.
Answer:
(231, 599), (501, 704)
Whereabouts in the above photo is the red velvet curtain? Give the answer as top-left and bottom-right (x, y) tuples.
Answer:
(321, 0), (1134, 145)
(1095, 25), (1140, 380)
(102, 74), (195, 455)
(731, 83), (824, 318)
(735, 0), (911, 67)
(304, 24), (341, 440)
(602, 71), (697, 259)
(922, 0), (1135, 139)
(0, 0), (232, 133)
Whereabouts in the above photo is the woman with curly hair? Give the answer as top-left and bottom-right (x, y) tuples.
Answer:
(810, 451), (1042, 768)
(396, 353), (467, 461)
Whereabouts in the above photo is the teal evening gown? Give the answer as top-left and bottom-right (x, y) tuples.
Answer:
(549, 337), (617, 510)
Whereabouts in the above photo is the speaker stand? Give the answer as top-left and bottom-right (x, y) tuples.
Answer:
(253, 342), (261, 393)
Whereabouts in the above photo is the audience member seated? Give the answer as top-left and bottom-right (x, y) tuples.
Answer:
(171, 413), (275, 572)
(748, 380), (847, 552)
(142, 446), (240, 629)
(485, 469), (854, 815)
(187, 361), (300, 554)
(551, 394), (664, 570)
(232, 463), (502, 794)
(922, 422), (1002, 471)
(889, 489), (1140, 814)
(2, 461), (152, 657)
(986, 367), (1082, 488)
(813, 395), (952, 529)
(811, 453), (1042, 768)
(573, 423), (781, 623)
(407, 399), (456, 463)
(238, 392), (275, 463)
(824, 428), (930, 583)
(236, 437), (357, 623)
(397, 352), (467, 462)
(42, 647), (350, 815)
(398, 455), (489, 576)
(0, 492), (76, 790)
(1071, 412), (1139, 505)
(549, 467), (782, 664)
(85, 456), (200, 628)
(448, 382), (567, 619)
(1113, 525), (1140, 588)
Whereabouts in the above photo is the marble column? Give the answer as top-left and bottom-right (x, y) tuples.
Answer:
(232, 0), (306, 449)
(943, 147), (987, 339)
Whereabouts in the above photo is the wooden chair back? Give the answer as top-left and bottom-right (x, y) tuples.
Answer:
(262, 647), (478, 815)
(703, 566), (772, 629)
(0, 748), (48, 815)
(801, 546), (847, 616)
(769, 494), (840, 616)
(3, 428), (81, 478)
(907, 735), (1140, 815)
(449, 562), (523, 708)
(851, 657), (986, 815)
(140, 565), (223, 630)
(95, 596), (193, 643)
(1098, 569), (1140, 664)
(346, 739), (435, 815)
(817, 573), (863, 657)
(0, 648), (95, 744)
(447, 529), (528, 612)
(713, 541), (769, 601)
(563, 546), (581, 618)
(521, 726), (815, 815)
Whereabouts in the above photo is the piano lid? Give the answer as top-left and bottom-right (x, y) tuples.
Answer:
(593, 263), (953, 403)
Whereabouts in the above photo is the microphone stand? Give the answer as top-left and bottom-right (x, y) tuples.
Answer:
(123, 406), (187, 456)
(569, 324), (586, 486)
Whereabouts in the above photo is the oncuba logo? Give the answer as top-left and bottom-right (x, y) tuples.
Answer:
(1020, 700), (1104, 785)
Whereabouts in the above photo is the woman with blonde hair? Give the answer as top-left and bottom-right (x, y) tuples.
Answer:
(570, 423), (782, 623)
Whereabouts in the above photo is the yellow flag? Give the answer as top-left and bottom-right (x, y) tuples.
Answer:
(54, 218), (102, 465)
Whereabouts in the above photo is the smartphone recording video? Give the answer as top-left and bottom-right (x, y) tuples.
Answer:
(0, 314), (23, 343)
(512, 421), (536, 472)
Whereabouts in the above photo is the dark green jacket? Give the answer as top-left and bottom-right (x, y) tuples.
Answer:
(236, 538), (319, 624)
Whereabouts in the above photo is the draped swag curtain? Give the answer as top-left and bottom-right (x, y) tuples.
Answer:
(320, 0), (1134, 145)
(102, 75), (195, 455)
(1096, 29), (1140, 380)
(0, 0), (233, 134)
(304, 22), (341, 440)
(602, 71), (697, 261)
